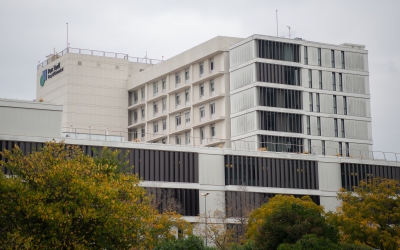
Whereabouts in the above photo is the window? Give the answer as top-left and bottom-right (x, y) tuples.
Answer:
(304, 46), (308, 65)
(343, 96), (347, 115)
(199, 62), (204, 76)
(345, 142), (350, 157)
(141, 107), (145, 119)
(176, 114), (181, 126)
(200, 127), (205, 141)
(162, 119), (167, 130)
(141, 88), (145, 100)
(175, 72), (181, 85)
(309, 93), (313, 112)
(211, 124), (215, 138)
(210, 80), (215, 94)
(141, 127), (145, 138)
(133, 129), (138, 139)
(210, 103), (216, 115)
(200, 84), (204, 98)
(341, 119), (345, 138)
(308, 69), (312, 88)
(185, 69), (189, 81)
(162, 138), (166, 144)
(153, 122), (158, 133)
(308, 139), (312, 153)
(318, 48), (321, 66)
(133, 110), (138, 123)
(185, 89), (190, 103)
(331, 50), (335, 68)
(185, 112), (190, 123)
(185, 131), (190, 144)
(153, 82), (158, 95)
(210, 58), (214, 72)
(162, 79), (166, 91)
(341, 51), (345, 69)
(176, 134), (181, 145)
(306, 116), (311, 135)
(317, 117), (321, 136)
(333, 95), (337, 114)
(153, 102), (158, 115)
(256, 63), (300, 86)
(332, 73), (336, 91)
(200, 107), (205, 118)
(257, 40), (300, 62)
(339, 73), (343, 92)
(322, 140), (326, 155)
(175, 93), (181, 107)
(162, 98), (166, 111)
(334, 118), (338, 137)
(339, 142), (343, 156)
(316, 93), (320, 112)
(318, 70), (322, 89)
(133, 91), (138, 104)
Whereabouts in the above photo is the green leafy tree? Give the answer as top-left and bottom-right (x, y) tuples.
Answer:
(92, 146), (130, 174)
(277, 234), (372, 250)
(327, 178), (400, 250)
(0, 141), (190, 249)
(248, 196), (339, 249)
(155, 235), (215, 250)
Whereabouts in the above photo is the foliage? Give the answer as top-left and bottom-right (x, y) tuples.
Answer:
(229, 240), (256, 250)
(92, 146), (131, 174)
(155, 235), (216, 250)
(196, 209), (237, 250)
(327, 178), (400, 250)
(254, 200), (338, 249)
(246, 195), (324, 241)
(277, 234), (372, 250)
(0, 141), (191, 249)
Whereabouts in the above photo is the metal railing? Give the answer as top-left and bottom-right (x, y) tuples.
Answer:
(37, 47), (163, 70)
(61, 127), (400, 163)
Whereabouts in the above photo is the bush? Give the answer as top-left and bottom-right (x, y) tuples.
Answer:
(277, 235), (372, 250)
(155, 235), (216, 250)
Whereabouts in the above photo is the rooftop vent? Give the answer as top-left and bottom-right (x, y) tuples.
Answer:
(294, 37), (303, 40)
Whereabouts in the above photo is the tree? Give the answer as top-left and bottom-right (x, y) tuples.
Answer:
(246, 195), (324, 242)
(277, 234), (372, 250)
(327, 178), (400, 250)
(155, 235), (216, 250)
(0, 141), (191, 249)
(196, 209), (236, 250)
(253, 200), (338, 249)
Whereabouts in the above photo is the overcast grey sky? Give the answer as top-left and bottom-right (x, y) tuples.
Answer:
(0, 0), (399, 153)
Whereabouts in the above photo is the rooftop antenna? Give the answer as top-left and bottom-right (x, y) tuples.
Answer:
(276, 10), (278, 37)
(66, 23), (69, 48)
(287, 26), (291, 38)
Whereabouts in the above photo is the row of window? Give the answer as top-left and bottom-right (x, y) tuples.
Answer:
(256, 62), (300, 86)
(304, 47), (345, 68)
(307, 140), (349, 156)
(258, 87), (302, 110)
(309, 93), (347, 115)
(259, 111), (302, 134)
(259, 135), (303, 153)
(256, 40), (300, 62)
(224, 155), (318, 189)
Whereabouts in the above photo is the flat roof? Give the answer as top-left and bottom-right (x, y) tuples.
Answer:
(0, 98), (63, 111)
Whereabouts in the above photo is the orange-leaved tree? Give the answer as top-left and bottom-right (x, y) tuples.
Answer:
(327, 178), (400, 250)
(0, 141), (190, 249)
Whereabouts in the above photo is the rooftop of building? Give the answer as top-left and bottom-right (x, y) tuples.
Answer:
(0, 98), (62, 111)
(230, 34), (367, 51)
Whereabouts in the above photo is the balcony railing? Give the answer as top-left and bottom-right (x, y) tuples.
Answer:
(58, 127), (400, 163)
(38, 47), (163, 70)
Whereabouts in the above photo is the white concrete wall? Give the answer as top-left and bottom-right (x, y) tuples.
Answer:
(0, 99), (62, 138)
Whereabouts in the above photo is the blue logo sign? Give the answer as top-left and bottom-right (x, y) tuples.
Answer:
(40, 69), (47, 86)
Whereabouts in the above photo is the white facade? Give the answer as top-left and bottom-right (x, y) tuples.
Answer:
(35, 34), (373, 158)
(229, 35), (372, 158)
(126, 36), (243, 147)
